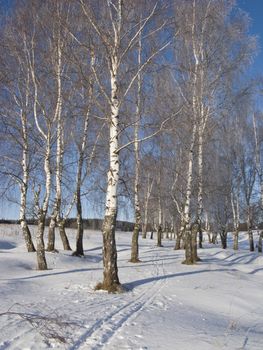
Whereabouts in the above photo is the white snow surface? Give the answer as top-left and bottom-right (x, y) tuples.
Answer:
(0, 225), (263, 350)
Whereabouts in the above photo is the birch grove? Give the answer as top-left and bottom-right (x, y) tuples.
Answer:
(0, 0), (262, 292)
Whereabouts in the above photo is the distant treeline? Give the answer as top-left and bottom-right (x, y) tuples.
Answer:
(0, 219), (263, 232)
(0, 218), (134, 232)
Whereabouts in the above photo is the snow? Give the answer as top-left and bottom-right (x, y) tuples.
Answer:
(0, 225), (263, 350)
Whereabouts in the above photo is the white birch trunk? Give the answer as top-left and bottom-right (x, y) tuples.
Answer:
(183, 0), (200, 264)
(29, 36), (51, 270)
(73, 106), (90, 257)
(47, 27), (71, 251)
(36, 133), (51, 270)
(253, 113), (263, 210)
(197, 122), (203, 248)
(142, 174), (154, 239)
(19, 109), (35, 252)
(99, 55), (122, 292)
(157, 194), (162, 247)
(231, 189), (240, 250)
(130, 30), (142, 262)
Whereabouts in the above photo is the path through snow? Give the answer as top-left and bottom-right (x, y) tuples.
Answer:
(0, 225), (263, 349)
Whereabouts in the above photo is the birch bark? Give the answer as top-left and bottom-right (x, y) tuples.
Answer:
(72, 106), (90, 257)
(35, 133), (51, 270)
(253, 113), (263, 210)
(130, 29), (142, 263)
(47, 16), (71, 252)
(19, 109), (36, 253)
(98, 60), (122, 292)
(142, 174), (154, 239)
(231, 189), (240, 250)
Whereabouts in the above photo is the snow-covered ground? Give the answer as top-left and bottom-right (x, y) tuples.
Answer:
(0, 225), (263, 350)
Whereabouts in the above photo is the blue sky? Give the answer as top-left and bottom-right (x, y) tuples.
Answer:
(238, 0), (263, 75)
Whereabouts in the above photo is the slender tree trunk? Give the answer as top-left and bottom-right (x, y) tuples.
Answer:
(46, 215), (56, 252)
(207, 233), (212, 243)
(253, 114), (263, 210)
(197, 120), (204, 249)
(142, 174), (153, 239)
(169, 222), (174, 240)
(20, 180), (35, 253)
(73, 185), (84, 256)
(157, 225), (163, 247)
(181, 10), (198, 261)
(130, 210), (141, 263)
(130, 36), (142, 263)
(47, 24), (71, 252)
(204, 212), (212, 243)
(36, 212), (47, 270)
(182, 122), (197, 264)
(191, 223), (200, 262)
(248, 230), (254, 252)
(212, 233), (217, 244)
(165, 223), (169, 239)
(75, 207), (84, 256)
(174, 221), (183, 250)
(130, 191), (141, 262)
(182, 0), (203, 265)
(174, 232), (182, 250)
(157, 197), (163, 247)
(247, 209), (254, 252)
(233, 230), (239, 251)
(72, 89), (92, 256)
(97, 212), (121, 293)
(36, 135), (52, 270)
(142, 224), (147, 239)
(231, 190), (240, 251)
(29, 34), (52, 270)
(258, 232), (262, 253)
(20, 219), (35, 252)
(220, 230), (227, 249)
(58, 219), (71, 250)
(183, 227), (193, 265)
(96, 59), (122, 293)
(20, 110), (35, 252)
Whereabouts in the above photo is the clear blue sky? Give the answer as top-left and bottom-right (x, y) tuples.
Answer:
(238, 0), (263, 75)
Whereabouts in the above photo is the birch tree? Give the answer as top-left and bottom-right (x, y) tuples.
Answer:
(0, 16), (36, 252)
(172, 0), (257, 263)
(253, 112), (263, 210)
(78, 0), (171, 292)
(46, 1), (73, 252)
(23, 1), (68, 269)
(130, 28), (142, 263)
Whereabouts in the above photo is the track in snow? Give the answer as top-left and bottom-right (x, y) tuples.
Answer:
(71, 252), (167, 350)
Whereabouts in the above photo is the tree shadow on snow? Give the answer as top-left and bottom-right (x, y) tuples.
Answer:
(124, 268), (227, 291)
(203, 252), (259, 266)
(0, 240), (17, 250)
(6, 267), (102, 281)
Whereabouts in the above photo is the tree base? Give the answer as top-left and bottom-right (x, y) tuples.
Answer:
(46, 248), (59, 253)
(182, 260), (195, 265)
(129, 258), (142, 263)
(95, 282), (125, 294)
(72, 251), (84, 257)
(37, 264), (48, 270)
